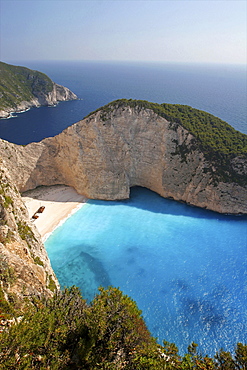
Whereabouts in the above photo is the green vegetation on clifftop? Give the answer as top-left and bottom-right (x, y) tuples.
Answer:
(0, 61), (53, 112)
(88, 99), (247, 157)
(87, 99), (247, 186)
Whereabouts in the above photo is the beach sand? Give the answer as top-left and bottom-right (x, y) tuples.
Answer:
(22, 185), (87, 241)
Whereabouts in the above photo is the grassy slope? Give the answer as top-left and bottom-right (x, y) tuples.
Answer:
(0, 61), (53, 111)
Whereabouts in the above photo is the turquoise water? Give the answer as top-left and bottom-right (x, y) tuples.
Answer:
(45, 187), (247, 356)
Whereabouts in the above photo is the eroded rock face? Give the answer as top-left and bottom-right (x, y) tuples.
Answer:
(0, 105), (246, 214)
(34, 82), (77, 106)
(0, 159), (59, 304)
(0, 83), (77, 119)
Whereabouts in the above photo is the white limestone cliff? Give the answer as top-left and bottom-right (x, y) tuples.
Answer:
(0, 104), (246, 214)
(0, 82), (77, 119)
(0, 160), (59, 303)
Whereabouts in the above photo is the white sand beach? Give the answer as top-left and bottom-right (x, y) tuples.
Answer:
(22, 185), (87, 241)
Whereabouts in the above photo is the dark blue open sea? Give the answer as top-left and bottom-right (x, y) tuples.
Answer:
(1, 61), (246, 356)
(0, 61), (246, 144)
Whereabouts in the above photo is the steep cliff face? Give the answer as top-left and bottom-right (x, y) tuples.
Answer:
(0, 157), (59, 307)
(0, 62), (77, 118)
(0, 101), (246, 214)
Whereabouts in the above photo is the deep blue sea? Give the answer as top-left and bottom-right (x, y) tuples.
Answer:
(0, 61), (246, 144)
(1, 61), (246, 356)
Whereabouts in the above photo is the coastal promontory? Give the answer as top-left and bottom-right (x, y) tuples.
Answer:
(1, 99), (246, 214)
(0, 61), (77, 118)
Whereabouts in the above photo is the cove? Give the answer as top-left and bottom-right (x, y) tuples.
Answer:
(45, 187), (247, 356)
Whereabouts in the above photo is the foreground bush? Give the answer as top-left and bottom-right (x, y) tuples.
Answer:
(0, 286), (246, 369)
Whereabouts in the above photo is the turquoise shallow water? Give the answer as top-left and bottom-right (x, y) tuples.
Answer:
(45, 187), (247, 356)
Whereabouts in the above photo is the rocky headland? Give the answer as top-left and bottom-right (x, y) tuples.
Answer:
(0, 61), (77, 119)
(1, 99), (246, 215)
(0, 98), (246, 305)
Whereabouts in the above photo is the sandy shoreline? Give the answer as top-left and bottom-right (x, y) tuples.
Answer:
(22, 185), (87, 241)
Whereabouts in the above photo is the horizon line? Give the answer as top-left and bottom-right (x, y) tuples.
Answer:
(1, 59), (247, 67)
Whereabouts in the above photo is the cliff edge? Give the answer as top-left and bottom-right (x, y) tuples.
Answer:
(0, 156), (59, 310)
(1, 99), (246, 214)
(0, 61), (77, 118)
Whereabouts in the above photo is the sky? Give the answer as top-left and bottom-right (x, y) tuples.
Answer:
(0, 0), (246, 65)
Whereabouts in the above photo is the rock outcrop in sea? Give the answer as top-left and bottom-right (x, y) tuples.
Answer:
(1, 99), (246, 215)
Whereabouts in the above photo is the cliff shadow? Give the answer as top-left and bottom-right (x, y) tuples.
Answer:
(22, 184), (86, 204)
(88, 186), (247, 222)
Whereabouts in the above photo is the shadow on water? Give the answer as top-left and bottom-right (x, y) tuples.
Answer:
(79, 250), (112, 288)
(55, 246), (111, 296)
(88, 186), (247, 222)
(182, 297), (226, 328)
